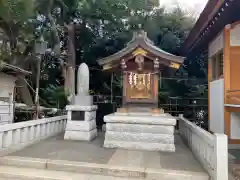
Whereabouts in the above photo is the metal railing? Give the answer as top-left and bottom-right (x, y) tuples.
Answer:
(93, 95), (208, 130)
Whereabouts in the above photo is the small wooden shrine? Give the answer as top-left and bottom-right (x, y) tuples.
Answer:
(97, 30), (184, 112)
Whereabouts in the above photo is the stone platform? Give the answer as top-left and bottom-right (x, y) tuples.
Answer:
(104, 112), (176, 152)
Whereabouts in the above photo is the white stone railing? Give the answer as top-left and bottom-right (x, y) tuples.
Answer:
(178, 115), (228, 180)
(0, 116), (67, 155)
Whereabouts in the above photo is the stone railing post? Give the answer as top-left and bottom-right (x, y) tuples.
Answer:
(214, 133), (228, 180)
(178, 115), (228, 180)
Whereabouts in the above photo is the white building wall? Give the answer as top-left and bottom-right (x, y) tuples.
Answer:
(208, 30), (225, 134)
(0, 101), (14, 125)
(0, 73), (16, 98)
(209, 79), (225, 133)
(230, 24), (240, 46)
(208, 31), (224, 58)
(0, 73), (16, 124)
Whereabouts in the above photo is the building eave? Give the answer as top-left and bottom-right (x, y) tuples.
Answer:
(182, 0), (236, 54)
(97, 31), (185, 67)
(1, 63), (32, 76)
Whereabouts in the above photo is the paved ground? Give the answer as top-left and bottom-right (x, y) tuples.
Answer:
(9, 132), (207, 174)
(229, 150), (240, 179)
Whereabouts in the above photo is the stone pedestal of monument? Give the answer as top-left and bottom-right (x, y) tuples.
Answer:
(64, 63), (98, 141)
(104, 112), (176, 152)
(64, 105), (98, 141)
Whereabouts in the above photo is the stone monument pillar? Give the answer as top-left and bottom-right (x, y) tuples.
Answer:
(64, 63), (98, 141)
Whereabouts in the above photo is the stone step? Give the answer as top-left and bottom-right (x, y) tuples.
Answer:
(106, 123), (174, 134)
(104, 114), (176, 125)
(104, 140), (175, 152)
(105, 131), (174, 144)
(0, 165), (141, 180)
(0, 156), (145, 178)
(0, 156), (209, 180)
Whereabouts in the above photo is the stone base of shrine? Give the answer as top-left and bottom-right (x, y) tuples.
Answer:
(103, 112), (177, 152)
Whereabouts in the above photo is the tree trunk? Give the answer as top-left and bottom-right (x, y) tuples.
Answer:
(48, 12), (61, 55)
(63, 23), (76, 94)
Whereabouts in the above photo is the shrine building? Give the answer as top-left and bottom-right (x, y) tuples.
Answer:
(97, 30), (184, 111)
(97, 30), (184, 152)
(181, 0), (240, 147)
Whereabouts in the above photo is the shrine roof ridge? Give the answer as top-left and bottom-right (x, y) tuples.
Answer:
(97, 30), (185, 66)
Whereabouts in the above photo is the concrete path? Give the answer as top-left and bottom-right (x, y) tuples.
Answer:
(229, 173), (238, 180)
(229, 151), (240, 180)
(3, 132), (209, 179)
(9, 132), (206, 174)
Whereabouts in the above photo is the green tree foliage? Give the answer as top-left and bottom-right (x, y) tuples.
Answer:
(0, 0), (205, 108)
(40, 0), (200, 103)
(0, 0), (34, 22)
(0, 0), (39, 106)
(0, 0), (35, 66)
(41, 84), (68, 109)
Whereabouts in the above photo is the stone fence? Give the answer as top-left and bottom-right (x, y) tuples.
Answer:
(0, 116), (67, 155)
(178, 115), (228, 180)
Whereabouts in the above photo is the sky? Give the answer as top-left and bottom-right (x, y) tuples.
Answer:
(160, 0), (208, 17)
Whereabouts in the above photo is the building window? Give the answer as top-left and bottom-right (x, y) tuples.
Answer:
(212, 51), (223, 80)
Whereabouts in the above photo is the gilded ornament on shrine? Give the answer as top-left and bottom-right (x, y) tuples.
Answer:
(132, 48), (148, 56)
(128, 72), (152, 99)
(152, 108), (165, 114)
(135, 55), (144, 71)
(117, 108), (128, 113)
(103, 63), (113, 70)
(135, 74), (145, 91)
(170, 62), (180, 69)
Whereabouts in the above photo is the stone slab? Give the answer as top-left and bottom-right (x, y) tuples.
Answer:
(47, 159), (145, 178)
(115, 111), (169, 116)
(115, 111), (170, 116)
(102, 124), (106, 132)
(104, 140), (175, 152)
(105, 131), (174, 144)
(64, 129), (97, 141)
(146, 168), (209, 180)
(66, 105), (97, 112)
(66, 120), (96, 131)
(85, 111), (96, 121)
(106, 123), (174, 134)
(72, 95), (93, 106)
(107, 150), (145, 168)
(104, 113), (176, 125)
(67, 111), (96, 121)
(0, 165), (144, 180)
(0, 156), (47, 169)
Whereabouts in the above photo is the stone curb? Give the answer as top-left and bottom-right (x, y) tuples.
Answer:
(0, 156), (144, 178)
(0, 156), (209, 179)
